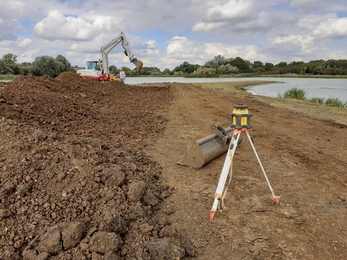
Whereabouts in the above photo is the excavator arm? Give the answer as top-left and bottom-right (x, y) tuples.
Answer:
(100, 32), (143, 75)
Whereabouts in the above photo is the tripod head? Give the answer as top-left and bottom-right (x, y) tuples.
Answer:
(230, 105), (252, 129)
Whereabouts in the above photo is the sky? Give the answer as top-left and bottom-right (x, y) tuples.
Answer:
(1, 0), (347, 71)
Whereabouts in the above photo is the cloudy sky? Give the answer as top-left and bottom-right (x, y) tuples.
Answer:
(1, 0), (347, 71)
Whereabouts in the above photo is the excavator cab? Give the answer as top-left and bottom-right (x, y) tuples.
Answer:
(87, 61), (99, 70)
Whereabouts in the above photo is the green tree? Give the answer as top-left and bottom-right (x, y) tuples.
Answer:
(252, 61), (264, 68)
(173, 71), (185, 76)
(150, 70), (161, 75)
(306, 60), (325, 75)
(288, 61), (305, 74)
(32, 55), (72, 77)
(1, 53), (19, 74)
(55, 54), (71, 72)
(121, 66), (136, 76)
(109, 65), (119, 75)
(2, 53), (17, 64)
(190, 67), (217, 77)
(204, 55), (227, 68)
(19, 66), (33, 76)
(229, 57), (250, 73)
(32, 56), (59, 77)
(0, 60), (5, 74)
(217, 64), (238, 74)
(275, 61), (288, 68)
(264, 62), (274, 71)
(174, 61), (200, 74)
(162, 68), (171, 75)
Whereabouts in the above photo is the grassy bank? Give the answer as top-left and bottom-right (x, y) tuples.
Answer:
(0, 75), (18, 81)
(193, 81), (347, 126)
(278, 87), (347, 107)
(194, 80), (277, 92)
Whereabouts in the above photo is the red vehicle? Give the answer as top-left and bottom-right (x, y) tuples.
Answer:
(77, 62), (108, 81)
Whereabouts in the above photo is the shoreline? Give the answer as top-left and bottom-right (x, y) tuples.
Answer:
(195, 81), (347, 126)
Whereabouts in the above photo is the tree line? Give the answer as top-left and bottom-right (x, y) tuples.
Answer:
(2, 52), (347, 78)
(0, 53), (71, 77)
(168, 55), (347, 77)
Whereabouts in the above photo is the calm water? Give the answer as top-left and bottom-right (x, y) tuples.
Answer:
(246, 78), (347, 103)
(2, 77), (347, 102)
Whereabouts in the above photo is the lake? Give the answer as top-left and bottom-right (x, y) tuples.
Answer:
(246, 78), (347, 103)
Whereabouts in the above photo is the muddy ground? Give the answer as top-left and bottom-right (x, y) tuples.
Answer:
(0, 72), (346, 259)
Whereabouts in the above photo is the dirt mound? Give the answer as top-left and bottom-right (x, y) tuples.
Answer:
(0, 72), (190, 259)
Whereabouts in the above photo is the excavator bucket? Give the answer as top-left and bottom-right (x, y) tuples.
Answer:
(132, 59), (143, 74)
(178, 125), (234, 169)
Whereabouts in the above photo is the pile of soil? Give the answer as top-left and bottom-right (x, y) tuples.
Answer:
(0, 72), (189, 259)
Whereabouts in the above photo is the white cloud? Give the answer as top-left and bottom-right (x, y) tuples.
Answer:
(270, 34), (317, 58)
(192, 22), (227, 32)
(18, 48), (40, 63)
(312, 17), (347, 39)
(327, 50), (347, 60)
(207, 0), (255, 21)
(193, 0), (258, 32)
(17, 38), (32, 48)
(0, 0), (346, 70)
(166, 36), (203, 61)
(297, 13), (337, 31)
(145, 40), (156, 49)
(0, 18), (20, 41)
(272, 35), (313, 47)
(33, 11), (123, 41)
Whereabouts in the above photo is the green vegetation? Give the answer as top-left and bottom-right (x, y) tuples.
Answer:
(32, 55), (71, 77)
(323, 98), (346, 107)
(2, 51), (347, 78)
(279, 88), (347, 107)
(0, 74), (17, 81)
(194, 81), (276, 92)
(278, 88), (306, 100)
(0, 53), (72, 78)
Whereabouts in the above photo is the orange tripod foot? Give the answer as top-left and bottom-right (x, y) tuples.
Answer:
(210, 210), (216, 220)
(273, 196), (280, 205)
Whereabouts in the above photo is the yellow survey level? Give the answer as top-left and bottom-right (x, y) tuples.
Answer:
(230, 105), (252, 129)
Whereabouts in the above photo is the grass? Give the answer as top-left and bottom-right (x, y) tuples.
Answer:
(323, 98), (346, 107)
(0, 74), (18, 81)
(279, 87), (347, 108)
(194, 80), (277, 92)
(278, 87), (306, 100)
(309, 97), (325, 104)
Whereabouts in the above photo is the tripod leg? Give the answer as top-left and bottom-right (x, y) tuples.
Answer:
(245, 130), (280, 204)
(220, 152), (234, 211)
(210, 132), (241, 220)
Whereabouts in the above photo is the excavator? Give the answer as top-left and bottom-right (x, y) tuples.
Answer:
(77, 32), (143, 81)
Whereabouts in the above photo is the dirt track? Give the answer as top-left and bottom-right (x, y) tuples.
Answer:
(0, 72), (346, 259)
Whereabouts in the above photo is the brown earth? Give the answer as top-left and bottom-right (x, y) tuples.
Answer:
(0, 72), (346, 260)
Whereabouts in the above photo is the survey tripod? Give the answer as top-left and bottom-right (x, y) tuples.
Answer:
(210, 105), (280, 220)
